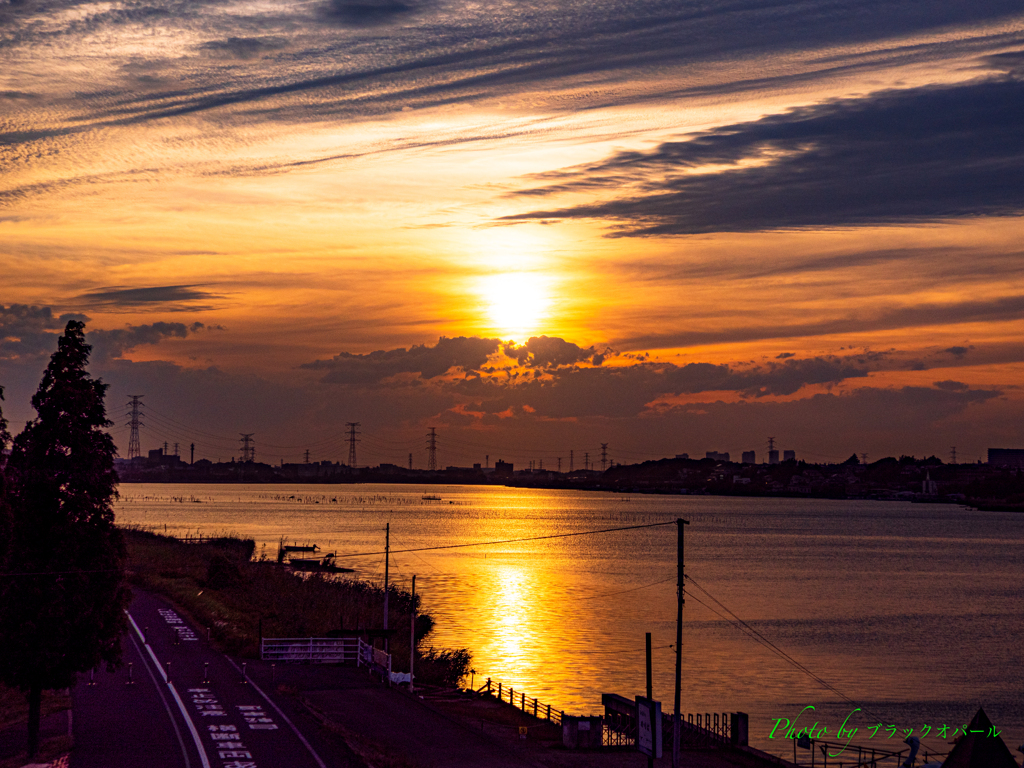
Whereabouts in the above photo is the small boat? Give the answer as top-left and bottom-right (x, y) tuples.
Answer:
(422, 494), (442, 501)
(282, 543), (319, 552)
(289, 553), (353, 573)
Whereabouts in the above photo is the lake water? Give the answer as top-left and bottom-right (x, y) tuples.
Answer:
(115, 483), (1024, 759)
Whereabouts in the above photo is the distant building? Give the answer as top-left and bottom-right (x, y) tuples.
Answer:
(988, 449), (1024, 468)
(494, 460), (514, 476)
(706, 451), (730, 461)
(147, 448), (182, 467)
(742, 451), (756, 464)
(922, 471), (938, 495)
(675, 453), (689, 460)
(783, 450), (796, 462)
(768, 450), (780, 465)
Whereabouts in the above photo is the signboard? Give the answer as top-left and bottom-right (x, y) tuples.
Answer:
(636, 696), (663, 758)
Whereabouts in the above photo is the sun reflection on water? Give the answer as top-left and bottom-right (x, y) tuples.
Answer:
(491, 564), (531, 667)
(114, 484), (1024, 757)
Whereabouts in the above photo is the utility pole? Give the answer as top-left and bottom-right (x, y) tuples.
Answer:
(163, 441), (169, 455)
(346, 422), (360, 468)
(190, 443), (194, 465)
(126, 395), (144, 459)
(383, 523), (390, 652)
(557, 457), (562, 473)
(950, 447), (957, 465)
(426, 428), (438, 471)
(409, 574), (416, 692)
(584, 452), (590, 471)
(600, 443), (608, 471)
(173, 442), (179, 457)
(409, 453), (413, 470)
(539, 459), (543, 471)
(239, 434), (255, 463)
(485, 455), (489, 469)
(570, 450), (574, 473)
(672, 517), (690, 768)
(304, 449), (311, 464)
(860, 452), (869, 465)
(647, 632), (654, 768)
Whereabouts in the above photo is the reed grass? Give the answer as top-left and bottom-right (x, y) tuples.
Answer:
(123, 527), (470, 686)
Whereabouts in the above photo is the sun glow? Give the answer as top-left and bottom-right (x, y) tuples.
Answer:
(480, 273), (550, 340)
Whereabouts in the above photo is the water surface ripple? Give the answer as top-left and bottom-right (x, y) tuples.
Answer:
(116, 483), (1024, 757)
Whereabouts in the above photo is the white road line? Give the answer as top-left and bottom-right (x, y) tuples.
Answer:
(128, 612), (212, 768)
(228, 658), (328, 768)
(128, 630), (192, 768)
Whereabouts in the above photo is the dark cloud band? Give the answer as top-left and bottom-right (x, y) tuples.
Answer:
(504, 79), (1024, 234)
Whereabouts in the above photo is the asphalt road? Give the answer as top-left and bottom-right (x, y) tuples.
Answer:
(72, 589), (339, 768)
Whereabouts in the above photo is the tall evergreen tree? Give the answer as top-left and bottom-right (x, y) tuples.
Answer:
(0, 321), (129, 756)
(0, 385), (11, 569)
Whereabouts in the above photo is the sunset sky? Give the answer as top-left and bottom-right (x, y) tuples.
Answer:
(2, 0), (1023, 468)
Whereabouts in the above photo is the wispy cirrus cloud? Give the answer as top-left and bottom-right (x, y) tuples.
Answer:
(197, 36), (289, 60)
(617, 295), (1024, 350)
(503, 79), (1024, 235)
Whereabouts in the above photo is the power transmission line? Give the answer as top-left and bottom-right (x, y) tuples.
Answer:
(329, 520), (675, 560)
(126, 395), (144, 459)
(239, 433), (255, 463)
(684, 575), (886, 724)
(426, 427), (437, 471)
(346, 422), (360, 467)
(577, 576), (675, 601)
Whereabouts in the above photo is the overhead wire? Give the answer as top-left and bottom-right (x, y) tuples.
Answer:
(0, 568), (122, 578)
(329, 520), (676, 560)
(122, 401), (677, 466)
(684, 575), (885, 724)
(136, 404), (355, 460)
(577, 576), (675, 601)
(390, 536), (446, 575)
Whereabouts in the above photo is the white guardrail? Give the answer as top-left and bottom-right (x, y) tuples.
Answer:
(261, 637), (391, 675)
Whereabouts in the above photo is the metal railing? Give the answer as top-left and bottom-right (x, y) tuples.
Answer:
(261, 637), (358, 663)
(675, 711), (733, 749)
(479, 678), (565, 726)
(783, 738), (926, 767)
(604, 711), (637, 747)
(260, 636), (392, 677)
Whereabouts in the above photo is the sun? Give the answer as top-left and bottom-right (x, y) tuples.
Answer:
(480, 273), (550, 340)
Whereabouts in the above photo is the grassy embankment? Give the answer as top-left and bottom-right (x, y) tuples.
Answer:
(0, 687), (72, 768)
(123, 527), (471, 686)
(1, 528), (470, 764)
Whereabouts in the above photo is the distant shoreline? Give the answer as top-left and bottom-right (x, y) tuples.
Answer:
(114, 453), (1024, 509)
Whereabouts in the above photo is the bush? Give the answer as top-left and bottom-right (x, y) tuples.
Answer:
(416, 647), (472, 688)
(205, 554), (243, 589)
(124, 528), (460, 666)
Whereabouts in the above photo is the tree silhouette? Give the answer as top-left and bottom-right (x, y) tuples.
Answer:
(0, 385), (11, 569)
(0, 321), (129, 756)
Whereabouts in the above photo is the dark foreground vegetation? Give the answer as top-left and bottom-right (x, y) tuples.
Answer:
(124, 527), (472, 686)
(0, 321), (127, 758)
